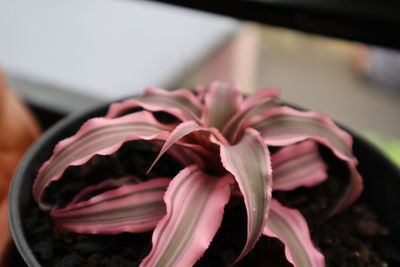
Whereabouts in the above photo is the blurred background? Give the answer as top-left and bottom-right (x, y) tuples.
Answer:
(0, 0), (399, 158)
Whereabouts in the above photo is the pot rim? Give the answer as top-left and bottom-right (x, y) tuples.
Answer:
(9, 101), (109, 266)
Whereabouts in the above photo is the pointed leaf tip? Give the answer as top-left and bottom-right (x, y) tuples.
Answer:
(202, 81), (242, 130)
(146, 121), (201, 175)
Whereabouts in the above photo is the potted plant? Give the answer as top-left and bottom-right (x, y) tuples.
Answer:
(9, 82), (400, 266)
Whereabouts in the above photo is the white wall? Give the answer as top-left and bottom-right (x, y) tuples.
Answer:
(0, 0), (236, 112)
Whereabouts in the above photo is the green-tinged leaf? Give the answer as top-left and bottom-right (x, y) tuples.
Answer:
(250, 106), (363, 214)
(202, 81), (242, 130)
(51, 178), (171, 234)
(140, 166), (233, 267)
(263, 199), (325, 267)
(219, 128), (272, 262)
(33, 111), (171, 210)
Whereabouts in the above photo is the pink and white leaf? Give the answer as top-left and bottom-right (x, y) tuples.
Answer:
(148, 120), (230, 174)
(105, 98), (141, 118)
(222, 93), (280, 143)
(195, 84), (207, 104)
(241, 87), (280, 110)
(69, 176), (142, 205)
(146, 121), (202, 174)
(263, 199), (325, 267)
(202, 81), (242, 130)
(250, 106), (353, 158)
(165, 142), (219, 171)
(51, 178), (171, 234)
(272, 141), (328, 191)
(33, 111), (171, 210)
(250, 106), (363, 214)
(140, 166), (232, 267)
(219, 128), (272, 262)
(109, 87), (203, 122)
(107, 87), (202, 121)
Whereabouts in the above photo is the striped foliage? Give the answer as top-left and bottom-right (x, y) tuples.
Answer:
(33, 81), (363, 266)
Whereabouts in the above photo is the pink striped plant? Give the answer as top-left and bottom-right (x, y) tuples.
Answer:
(33, 82), (363, 267)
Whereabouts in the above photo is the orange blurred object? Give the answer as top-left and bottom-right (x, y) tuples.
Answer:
(0, 70), (40, 265)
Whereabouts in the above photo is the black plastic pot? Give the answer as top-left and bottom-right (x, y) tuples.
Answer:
(9, 100), (400, 266)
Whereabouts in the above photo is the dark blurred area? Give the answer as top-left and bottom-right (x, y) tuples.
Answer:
(150, 0), (400, 49)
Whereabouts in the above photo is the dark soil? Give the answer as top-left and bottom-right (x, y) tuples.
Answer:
(24, 142), (400, 266)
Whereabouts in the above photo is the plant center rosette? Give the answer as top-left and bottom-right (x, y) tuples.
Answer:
(32, 82), (363, 267)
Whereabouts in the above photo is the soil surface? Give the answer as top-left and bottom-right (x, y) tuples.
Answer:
(24, 141), (400, 266)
